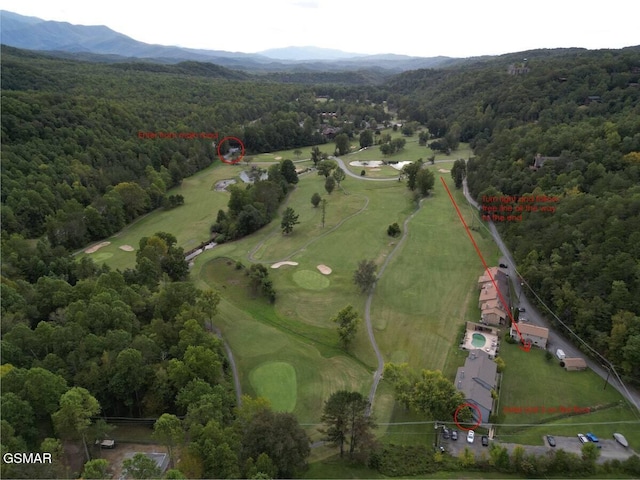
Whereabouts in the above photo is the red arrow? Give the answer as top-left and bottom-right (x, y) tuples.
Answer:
(441, 178), (530, 352)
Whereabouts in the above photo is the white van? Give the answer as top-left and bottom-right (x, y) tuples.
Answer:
(556, 349), (566, 360)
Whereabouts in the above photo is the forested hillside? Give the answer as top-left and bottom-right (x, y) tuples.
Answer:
(389, 47), (640, 384)
(0, 46), (390, 250)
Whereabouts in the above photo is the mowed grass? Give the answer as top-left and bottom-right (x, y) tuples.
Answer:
(249, 361), (297, 412)
(496, 341), (640, 445)
(79, 162), (248, 271)
(370, 173), (496, 372)
(198, 257), (372, 427)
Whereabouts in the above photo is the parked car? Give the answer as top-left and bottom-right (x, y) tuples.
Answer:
(95, 439), (115, 449)
(546, 435), (556, 447)
(518, 307), (526, 312)
(451, 430), (458, 441)
(578, 433), (588, 444)
(467, 430), (475, 443)
(442, 427), (450, 439)
(586, 432), (599, 442)
(481, 435), (489, 447)
(499, 263), (508, 268)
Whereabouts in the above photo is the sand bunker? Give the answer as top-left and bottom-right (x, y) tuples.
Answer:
(84, 241), (110, 254)
(390, 161), (413, 170)
(275, 156), (283, 160)
(438, 168), (451, 173)
(317, 264), (332, 275)
(349, 160), (383, 167)
(119, 245), (134, 252)
(271, 261), (299, 269)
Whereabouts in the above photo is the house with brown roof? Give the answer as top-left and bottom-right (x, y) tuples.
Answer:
(481, 299), (508, 326)
(562, 357), (587, 371)
(510, 323), (549, 349)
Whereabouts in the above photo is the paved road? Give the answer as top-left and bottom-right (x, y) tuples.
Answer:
(462, 178), (640, 413)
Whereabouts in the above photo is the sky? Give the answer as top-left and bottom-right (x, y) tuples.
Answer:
(2, 0), (639, 58)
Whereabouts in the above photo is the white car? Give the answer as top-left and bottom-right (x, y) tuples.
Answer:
(577, 433), (588, 444)
(467, 430), (475, 443)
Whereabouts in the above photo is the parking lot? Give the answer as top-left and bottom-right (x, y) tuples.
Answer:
(439, 432), (636, 463)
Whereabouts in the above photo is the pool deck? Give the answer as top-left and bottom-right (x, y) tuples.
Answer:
(462, 329), (499, 358)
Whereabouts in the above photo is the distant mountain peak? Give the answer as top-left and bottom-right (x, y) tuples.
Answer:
(257, 46), (367, 61)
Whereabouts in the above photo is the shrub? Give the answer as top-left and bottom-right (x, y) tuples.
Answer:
(387, 223), (401, 237)
(360, 169), (366, 176)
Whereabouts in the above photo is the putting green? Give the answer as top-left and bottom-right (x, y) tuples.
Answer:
(292, 270), (330, 290)
(91, 252), (113, 262)
(249, 361), (297, 412)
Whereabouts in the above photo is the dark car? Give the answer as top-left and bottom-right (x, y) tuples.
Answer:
(481, 435), (489, 447)
(451, 430), (458, 441)
(546, 435), (556, 447)
(518, 307), (526, 312)
(442, 427), (450, 439)
(499, 263), (508, 268)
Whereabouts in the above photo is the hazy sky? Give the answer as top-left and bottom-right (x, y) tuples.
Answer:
(3, 0), (639, 57)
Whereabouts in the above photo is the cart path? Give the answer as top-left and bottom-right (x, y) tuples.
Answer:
(364, 197), (426, 414)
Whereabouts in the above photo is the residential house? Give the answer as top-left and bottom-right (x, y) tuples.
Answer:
(563, 357), (587, 371)
(510, 323), (549, 349)
(455, 350), (498, 425)
(481, 299), (508, 326)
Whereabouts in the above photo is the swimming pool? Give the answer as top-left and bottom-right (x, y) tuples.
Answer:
(471, 333), (487, 348)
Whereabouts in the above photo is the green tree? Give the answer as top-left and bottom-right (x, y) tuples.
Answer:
(241, 409), (310, 478)
(335, 133), (350, 155)
(402, 161), (422, 190)
(331, 305), (361, 350)
(581, 441), (600, 474)
(353, 259), (377, 293)
(311, 192), (322, 207)
(451, 159), (466, 188)
(52, 387), (101, 462)
(310, 146), (322, 167)
(293, 149), (302, 159)
(325, 176), (336, 195)
(387, 223), (401, 237)
(317, 159), (337, 178)
(153, 414), (184, 468)
(280, 159), (299, 184)
(320, 390), (376, 460)
(280, 207), (300, 235)
(383, 364), (467, 422)
(321, 199), (327, 228)
(332, 167), (346, 187)
(82, 459), (110, 479)
(359, 130), (374, 148)
(416, 168), (435, 196)
(122, 453), (162, 479)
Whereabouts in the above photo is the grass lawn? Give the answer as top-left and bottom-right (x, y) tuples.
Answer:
(496, 341), (640, 445)
(78, 163), (244, 270)
(197, 257), (372, 427)
(249, 361), (297, 412)
(369, 172), (497, 372)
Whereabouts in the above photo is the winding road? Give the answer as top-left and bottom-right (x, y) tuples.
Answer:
(462, 178), (640, 414)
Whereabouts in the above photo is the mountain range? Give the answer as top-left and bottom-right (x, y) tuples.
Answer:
(0, 10), (457, 73)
